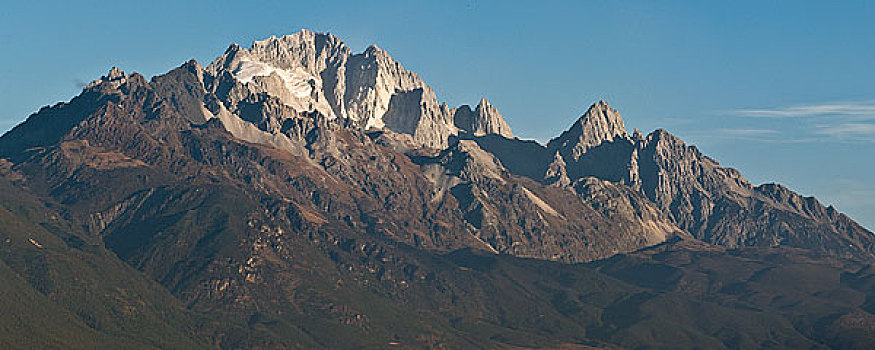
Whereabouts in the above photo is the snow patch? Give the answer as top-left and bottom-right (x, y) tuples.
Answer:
(233, 59), (315, 99)
(227, 57), (337, 120)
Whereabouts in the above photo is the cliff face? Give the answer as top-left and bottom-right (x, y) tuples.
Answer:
(548, 99), (628, 156)
(537, 104), (874, 261)
(454, 98), (514, 138)
(203, 29), (513, 149)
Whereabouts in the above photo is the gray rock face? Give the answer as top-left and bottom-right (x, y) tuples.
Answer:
(203, 29), (511, 149)
(633, 133), (874, 260)
(547, 100), (628, 160)
(382, 88), (456, 149)
(85, 67), (127, 89)
(543, 151), (570, 187)
(454, 98), (514, 138)
(418, 139), (683, 262)
(545, 101), (636, 186)
(540, 101), (875, 261)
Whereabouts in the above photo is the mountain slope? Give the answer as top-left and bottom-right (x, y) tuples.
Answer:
(0, 167), (207, 349)
(471, 100), (875, 261)
(544, 104), (875, 260)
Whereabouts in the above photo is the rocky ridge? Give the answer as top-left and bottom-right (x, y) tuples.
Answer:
(203, 29), (512, 149)
(2, 29), (872, 265)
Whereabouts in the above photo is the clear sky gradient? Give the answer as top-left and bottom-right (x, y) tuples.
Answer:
(2, 1), (874, 229)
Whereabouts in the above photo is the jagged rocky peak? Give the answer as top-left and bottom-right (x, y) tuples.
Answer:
(205, 30), (348, 122)
(211, 29), (349, 77)
(200, 29), (515, 150)
(106, 66), (126, 80)
(247, 29), (349, 73)
(755, 183), (837, 220)
(86, 66), (128, 89)
(632, 128), (644, 141)
(454, 98), (514, 138)
(474, 98), (513, 138)
(343, 43), (433, 130)
(570, 100), (628, 144)
(204, 28), (436, 131)
(547, 100), (629, 159)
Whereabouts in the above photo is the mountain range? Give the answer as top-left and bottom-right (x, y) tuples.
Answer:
(0, 29), (873, 349)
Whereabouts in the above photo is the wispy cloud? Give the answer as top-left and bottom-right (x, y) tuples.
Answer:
(724, 100), (875, 143)
(814, 123), (875, 140)
(734, 102), (875, 119)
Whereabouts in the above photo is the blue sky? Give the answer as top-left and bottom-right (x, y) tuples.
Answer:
(2, 1), (874, 229)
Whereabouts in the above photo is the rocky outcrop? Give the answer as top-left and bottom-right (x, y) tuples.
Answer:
(342, 45), (432, 129)
(543, 151), (570, 187)
(548, 100), (628, 159)
(204, 29), (510, 149)
(85, 66), (127, 89)
(540, 101), (875, 261)
(454, 98), (513, 138)
(413, 139), (683, 262)
(546, 101), (636, 185)
(382, 88), (456, 149)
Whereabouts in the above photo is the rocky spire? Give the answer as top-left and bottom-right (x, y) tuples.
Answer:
(544, 151), (571, 187)
(204, 30), (348, 122)
(203, 29), (474, 149)
(106, 67), (125, 80)
(547, 100), (628, 160)
(453, 98), (514, 138)
(85, 67), (128, 89)
(472, 98), (513, 138)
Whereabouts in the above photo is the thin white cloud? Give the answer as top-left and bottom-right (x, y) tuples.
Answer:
(722, 100), (875, 143)
(814, 123), (875, 140)
(734, 102), (875, 119)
